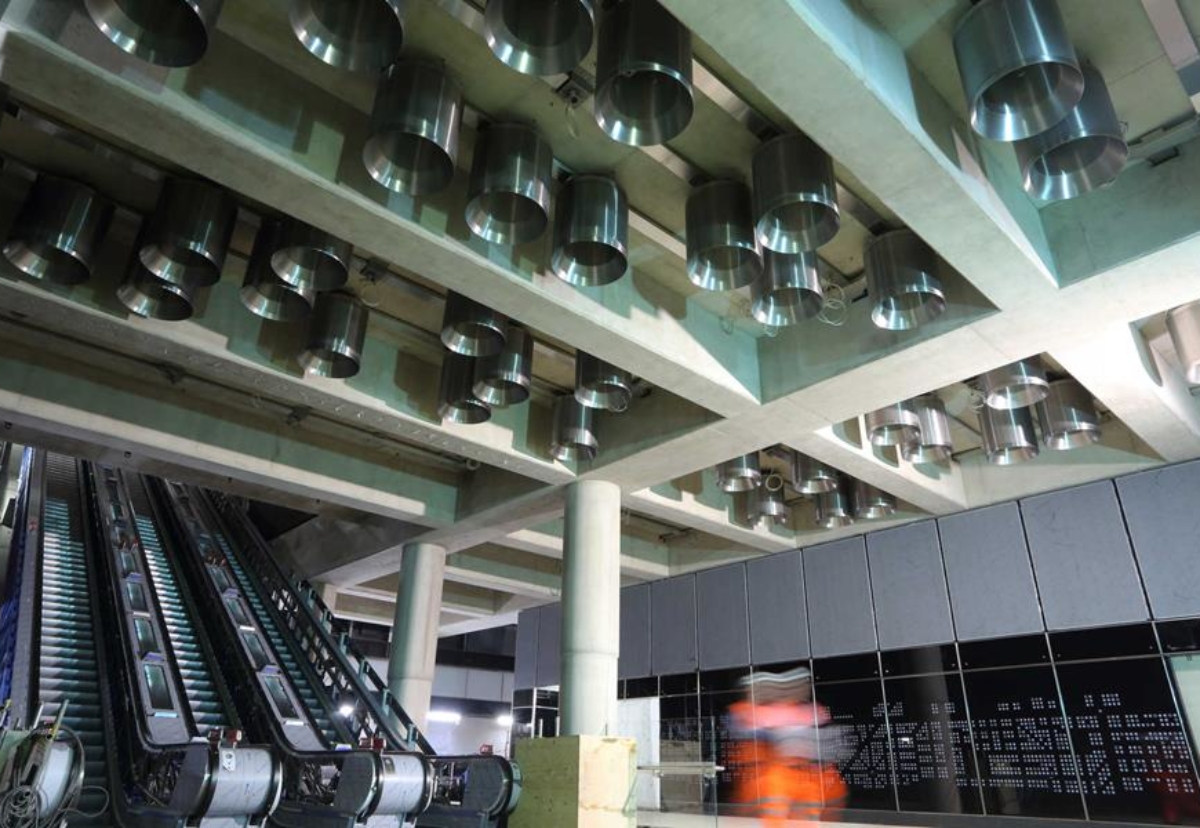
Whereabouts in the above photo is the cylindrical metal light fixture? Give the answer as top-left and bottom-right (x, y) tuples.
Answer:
(439, 352), (491, 425)
(751, 251), (824, 326)
(575, 352), (633, 412)
(851, 479), (897, 521)
(1036, 378), (1101, 450)
(731, 488), (764, 529)
(594, 0), (693, 146)
(952, 0), (1083, 141)
(84, 0), (223, 67)
(1167, 299), (1200, 384)
(551, 395), (599, 462)
(300, 292), (368, 378)
(440, 292), (508, 357)
(465, 122), (553, 245)
(752, 133), (840, 254)
(270, 217), (352, 292)
(117, 249), (197, 322)
(865, 229), (946, 331)
(686, 180), (762, 292)
(791, 452), (838, 495)
(552, 175), (629, 287)
(240, 222), (316, 322)
(865, 401), (920, 448)
(139, 178), (236, 290)
(717, 454), (761, 494)
(3, 176), (113, 286)
(364, 59), (462, 196)
(1014, 63), (1127, 201)
(473, 325), (533, 407)
(903, 394), (954, 465)
(290, 0), (406, 73)
(815, 482), (854, 529)
(981, 357), (1049, 409)
(759, 475), (789, 520)
(485, 0), (594, 76)
(979, 405), (1039, 465)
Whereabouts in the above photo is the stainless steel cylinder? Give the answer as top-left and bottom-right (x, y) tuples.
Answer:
(300, 292), (368, 378)
(1036, 378), (1100, 450)
(3, 175), (113, 286)
(364, 60), (462, 196)
(865, 401), (920, 448)
(686, 180), (762, 291)
(752, 133), (840, 254)
(791, 452), (838, 495)
(815, 482), (854, 529)
(140, 178), (237, 289)
(269, 217), (351, 292)
(759, 475), (789, 519)
(552, 175), (629, 287)
(440, 292), (508, 357)
(551, 395), (599, 462)
(731, 488), (764, 529)
(84, 0), (223, 67)
(439, 352), (491, 425)
(980, 405), (1039, 465)
(717, 454), (761, 494)
(290, 0), (406, 73)
(117, 254), (196, 321)
(865, 229), (946, 331)
(981, 357), (1049, 409)
(240, 221), (316, 322)
(485, 0), (594, 76)
(1014, 63), (1127, 201)
(851, 479), (897, 520)
(473, 325), (533, 407)
(952, 0), (1083, 141)
(751, 251), (824, 326)
(574, 352), (633, 412)
(594, 0), (694, 146)
(465, 123), (553, 245)
(1167, 299), (1200, 384)
(903, 394), (953, 465)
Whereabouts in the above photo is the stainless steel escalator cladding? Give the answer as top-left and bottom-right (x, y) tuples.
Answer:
(717, 453), (761, 494)
(300, 292), (368, 378)
(594, 0), (693, 146)
(980, 404), (1039, 465)
(815, 481), (854, 529)
(851, 478), (897, 520)
(240, 221), (316, 322)
(439, 352), (492, 425)
(1167, 299), (1200, 384)
(981, 357), (1049, 409)
(551, 175), (629, 287)
(473, 324), (533, 407)
(364, 59), (463, 196)
(84, 0), (223, 67)
(441, 291), (508, 357)
(290, 0), (406, 73)
(139, 178), (237, 289)
(551, 394), (598, 462)
(485, 0), (594, 76)
(865, 400), (920, 448)
(1014, 63), (1127, 201)
(118, 252), (198, 321)
(686, 180), (762, 292)
(751, 133), (840, 254)
(3, 175), (114, 286)
(751, 251), (824, 327)
(791, 452), (838, 495)
(465, 122), (554, 245)
(865, 229), (946, 331)
(270, 217), (352, 292)
(574, 352), (633, 412)
(952, 0), (1083, 141)
(903, 393), (954, 465)
(1036, 378), (1101, 450)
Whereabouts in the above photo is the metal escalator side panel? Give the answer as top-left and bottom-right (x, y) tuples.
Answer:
(1, 448), (41, 725)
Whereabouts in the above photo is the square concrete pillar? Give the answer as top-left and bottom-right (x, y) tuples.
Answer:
(510, 735), (637, 828)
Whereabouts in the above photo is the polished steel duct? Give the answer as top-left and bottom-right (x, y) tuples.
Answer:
(1036, 378), (1101, 450)
(473, 324), (533, 407)
(759, 475), (789, 520)
(1014, 63), (1127, 201)
(752, 133), (839, 254)
(552, 175), (629, 287)
(791, 452), (838, 495)
(551, 395), (599, 462)
(731, 488), (764, 529)
(300, 292), (368, 378)
(852, 479), (897, 521)
(364, 59), (462, 196)
(981, 357), (1049, 409)
(117, 257), (196, 321)
(751, 251), (824, 327)
(140, 178), (236, 289)
(1167, 299), (1200, 384)
(903, 394), (954, 465)
(815, 482), (854, 529)
(865, 401), (920, 448)
(290, 0), (406, 73)
(485, 0), (594, 76)
(952, 0), (1083, 141)
(865, 230), (946, 331)
(686, 180), (762, 292)
(980, 405), (1039, 465)
(465, 123), (553, 245)
(717, 454), (761, 494)
(439, 352), (491, 425)
(440, 291), (508, 357)
(270, 217), (352, 292)
(84, 0), (223, 67)
(3, 176), (113, 286)
(575, 352), (633, 412)
(240, 222), (316, 322)
(594, 0), (693, 146)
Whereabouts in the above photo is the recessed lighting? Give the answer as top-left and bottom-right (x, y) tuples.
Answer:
(428, 710), (462, 725)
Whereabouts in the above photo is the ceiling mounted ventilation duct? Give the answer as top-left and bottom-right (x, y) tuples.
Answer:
(84, 0), (223, 67)
(980, 405), (1039, 465)
(465, 123), (553, 245)
(717, 454), (761, 494)
(364, 59), (462, 196)
(953, 0), (1083, 141)
(473, 325), (533, 407)
(3, 175), (113, 286)
(1014, 64), (1127, 201)
(752, 133), (840, 254)
(865, 401), (920, 448)
(440, 292), (508, 357)
(1167, 299), (1200, 384)
(439, 352), (491, 425)
(903, 394), (954, 464)
(759, 475), (789, 520)
(240, 222), (315, 322)
(269, 218), (352, 292)
(686, 180), (762, 291)
(1036, 378), (1101, 449)
(791, 452), (838, 495)
(552, 175), (629, 287)
(300, 292), (368, 378)
(117, 257), (197, 321)
(981, 357), (1049, 409)
(139, 179), (236, 290)
(594, 0), (693, 146)
(290, 0), (406, 72)
(751, 251), (824, 327)
(575, 352), (633, 412)
(485, 0), (594, 76)
(852, 479), (897, 520)
(815, 483), (854, 529)
(865, 230), (946, 331)
(551, 395), (599, 462)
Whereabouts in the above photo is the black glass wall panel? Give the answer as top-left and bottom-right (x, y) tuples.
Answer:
(815, 678), (895, 810)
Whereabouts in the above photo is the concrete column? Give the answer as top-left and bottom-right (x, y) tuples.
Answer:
(560, 480), (622, 736)
(387, 541), (446, 731)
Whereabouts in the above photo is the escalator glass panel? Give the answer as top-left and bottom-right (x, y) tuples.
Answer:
(144, 663), (174, 711)
(126, 581), (149, 613)
(262, 675), (301, 721)
(119, 550), (137, 577)
(133, 617), (158, 657)
(243, 632), (271, 670)
(227, 597), (252, 628)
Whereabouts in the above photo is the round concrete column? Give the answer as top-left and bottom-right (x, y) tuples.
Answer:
(387, 541), (446, 730)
